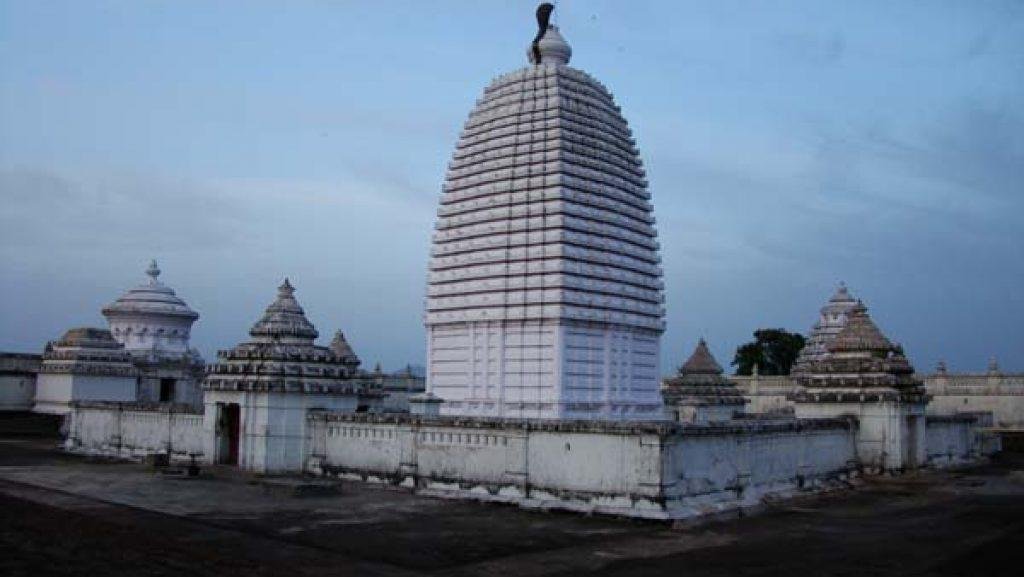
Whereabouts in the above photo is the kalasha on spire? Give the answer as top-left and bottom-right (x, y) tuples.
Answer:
(528, 3), (571, 65)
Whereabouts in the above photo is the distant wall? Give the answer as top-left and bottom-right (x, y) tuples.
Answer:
(732, 372), (1024, 431)
(0, 353), (40, 411)
(307, 413), (858, 520)
(34, 373), (136, 415)
(925, 414), (1000, 467)
(0, 374), (37, 411)
(731, 375), (796, 414)
(925, 374), (1024, 429)
(65, 402), (204, 461)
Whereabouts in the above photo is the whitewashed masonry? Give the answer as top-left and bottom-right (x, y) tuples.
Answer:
(426, 22), (664, 420)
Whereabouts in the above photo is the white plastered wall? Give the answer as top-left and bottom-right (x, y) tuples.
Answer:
(428, 319), (662, 420)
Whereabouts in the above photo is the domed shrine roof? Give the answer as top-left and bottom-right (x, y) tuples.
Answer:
(249, 278), (318, 344)
(203, 280), (367, 394)
(40, 327), (137, 377)
(424, 4), (663, 332)
(792, 282), (859, 374)
(53, 327), (124, 350)
(679, 339), (724, 376)
(662, 339), (745, 406)
(329, 331), (361, 368)
(101, 260), (199, 321)
(794, 301), (925, 399)
(826, 301), (894, 354)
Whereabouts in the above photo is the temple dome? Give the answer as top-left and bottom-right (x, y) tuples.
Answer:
(329, 331), (361, 368)
(102, 260), (198, 321)
(662, 338), (746, 416)
(792, 282), (858, 374)
(664, 338), (743, 395)
(102, 260), (200, 357)
(40, 327), (136, 376)
(679, 338), (724, 376)
(827, 301), (894, 354)
(426, 19), (663, 332)
(204, 280), (366, 393)
(249, 278), (319, 344)
(794, 300), (924, 396)
(53, 327), (125, 351)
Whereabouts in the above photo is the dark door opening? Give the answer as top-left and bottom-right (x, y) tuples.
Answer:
(159, 378), (176, 402)
(217, 404), (241, 465)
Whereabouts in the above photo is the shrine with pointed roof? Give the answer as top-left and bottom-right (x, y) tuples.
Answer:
(661, 339), (746, 424)
(792, 298), (931, 473)
(201, 279), (380, 473)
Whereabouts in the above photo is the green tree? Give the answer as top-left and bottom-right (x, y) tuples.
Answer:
(731, 328), (806, 376)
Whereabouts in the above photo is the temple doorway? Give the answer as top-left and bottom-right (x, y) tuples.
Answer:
(159, 378), (176, 402)
(217, 403), (240, 465)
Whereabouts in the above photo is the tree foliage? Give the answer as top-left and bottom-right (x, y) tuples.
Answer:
(731, 328), (806, 376)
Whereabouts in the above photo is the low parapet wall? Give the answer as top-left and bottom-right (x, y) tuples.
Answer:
(306, 412), (859, 520)
(65, 401), (204, 462)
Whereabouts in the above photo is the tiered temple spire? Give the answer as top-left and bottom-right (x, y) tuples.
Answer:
(792, 282), (858, 374)
(204, 280), (365, 393)
(793, 301), (926, 400)
(249, 278), (319, 344)
(424, 4), (664, 420)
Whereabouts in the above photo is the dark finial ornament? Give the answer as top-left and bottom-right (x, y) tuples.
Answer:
(532, 3), (555, 65)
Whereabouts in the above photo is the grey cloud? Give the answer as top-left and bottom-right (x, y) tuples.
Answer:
(0, 168), (248, 255)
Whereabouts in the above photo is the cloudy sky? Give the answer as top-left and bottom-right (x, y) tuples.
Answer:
(1, 0), (1021, 374)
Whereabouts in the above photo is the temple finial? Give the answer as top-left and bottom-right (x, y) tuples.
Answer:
(279, 277), (294, 295)
(528, 3), (571, 65)
(146, 259), (160, 282)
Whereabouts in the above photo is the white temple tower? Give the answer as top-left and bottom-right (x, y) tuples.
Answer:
(425, 6), (665, 420)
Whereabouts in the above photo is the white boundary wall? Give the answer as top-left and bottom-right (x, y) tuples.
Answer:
(307, 413), (859, 520)
(65, 402), (203, 461)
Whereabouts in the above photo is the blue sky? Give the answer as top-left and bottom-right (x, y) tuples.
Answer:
(1, 1), (1021, 373)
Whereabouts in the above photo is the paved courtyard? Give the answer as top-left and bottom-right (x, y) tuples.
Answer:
(1, 434), (1023, 577)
